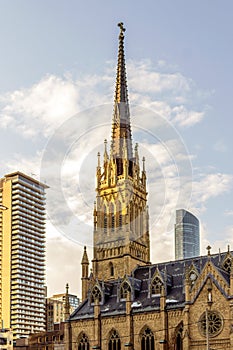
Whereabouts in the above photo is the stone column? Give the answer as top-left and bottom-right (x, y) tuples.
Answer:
(183, 271), (190, 350)
(64, 321), (72, 350)
(93, 298), (101, 349)
(125, 291), (133, 349)
(159, 286), (168, 350)
(229, 300), (233, 348)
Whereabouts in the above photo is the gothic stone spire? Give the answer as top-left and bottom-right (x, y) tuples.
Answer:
(92, 23), (150, 281)
(111, 22), (133, 160)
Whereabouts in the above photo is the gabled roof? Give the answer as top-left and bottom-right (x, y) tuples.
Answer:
(69, 250), (232, 321)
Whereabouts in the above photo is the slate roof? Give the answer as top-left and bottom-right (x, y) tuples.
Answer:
(69, 250), (232, 321)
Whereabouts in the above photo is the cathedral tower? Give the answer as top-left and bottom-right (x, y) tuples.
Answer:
(92, 23), (150, 281)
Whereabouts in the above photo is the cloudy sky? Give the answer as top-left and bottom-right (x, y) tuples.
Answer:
(1, 1), (233, 297)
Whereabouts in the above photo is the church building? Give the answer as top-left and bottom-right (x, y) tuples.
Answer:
(65, 23), (233, 350)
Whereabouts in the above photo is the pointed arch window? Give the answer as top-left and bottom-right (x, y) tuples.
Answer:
(78, 333), (89, 350)
(104, 205), (107, 234)
(91, 285), (102, 304)
(129, 202), (133, 231)
(140, 208), (143, 236)
(176, 326), (183, 350)
(110, 203), (115, 232)
(120, 281), (131, 300)
(109, 262), (114, 277)
(108, 330), (121, 350)
(135, 204), (139, 234)
(118, 202), (122, 228)
(151, 276), (163, 295)
(141, 328), (154, 350)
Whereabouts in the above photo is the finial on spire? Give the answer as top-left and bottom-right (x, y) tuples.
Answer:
(118, 22), (126, 36)
(82, 245), (89, 264)
(134, 143), (139, 165)
(97, 152), (100, 167)
(104, 139), (108, 162)
(142, 156), (145, 172)
(206, 245), (211, 256)
(111, 21), (133, 159)
(64, 283), (70, 320)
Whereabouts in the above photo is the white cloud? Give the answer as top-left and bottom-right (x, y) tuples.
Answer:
(209, 226), (233, 254)
(192, 173), (233, 205)
(224, 210), (233, 217)
(0, 59), (209, 144)
(5, 152), (42, 178)
(127, 60), (191, 95)
(0, 74), (111, 139)
(0, 75), (80, 137)
(171, 106), (204, 127)
(213, 139), (227, 153)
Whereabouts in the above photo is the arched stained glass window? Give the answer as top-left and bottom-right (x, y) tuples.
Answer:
(78, 333), (89, 350)
(108, 330), (121, 350)
(141, 328), (154, 350)
(176, 326), (183, 350)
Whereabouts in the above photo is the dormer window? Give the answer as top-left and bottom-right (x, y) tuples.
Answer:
(151, 276), (163, 296)
(189, 271), (198, 286)
(120, 281), (131, 300)
(223, 257), (231, 273)
(91, 285), (102, 304)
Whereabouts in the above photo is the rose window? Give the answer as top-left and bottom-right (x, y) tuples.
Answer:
(199, 311), (223, 337)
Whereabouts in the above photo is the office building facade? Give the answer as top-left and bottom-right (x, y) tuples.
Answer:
(0, 172), (48, 338)
(175, 209), (200, 260)
(46, 291), (80, 331)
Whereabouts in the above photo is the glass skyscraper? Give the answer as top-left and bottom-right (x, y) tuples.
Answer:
(175, 209), (200, 260)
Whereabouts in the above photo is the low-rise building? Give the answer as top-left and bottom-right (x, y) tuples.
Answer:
(46, 286), (80, 331)
(0, 328), (13, 350)
(29, 323), (65, 350)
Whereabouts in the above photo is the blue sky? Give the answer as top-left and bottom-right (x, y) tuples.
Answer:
(1, 1), (233, 296)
